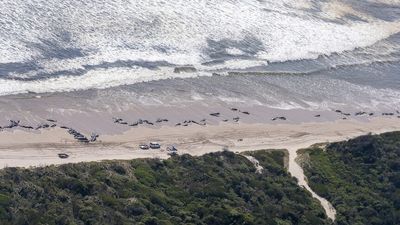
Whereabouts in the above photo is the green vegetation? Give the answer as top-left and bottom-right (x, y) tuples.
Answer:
(301, 132), (400, 225)
(0, 150), (330, 225)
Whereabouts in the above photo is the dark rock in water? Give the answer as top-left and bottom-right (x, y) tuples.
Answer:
(335, 110), (351, 116)
(397, 110), (400, 114)
(355, 112), (367, 116)
(113, 118), (123, 123)
(66, 128), (90, 143)
(210, 113), (220, 117)
(231, 108), (238, 111)
(342, 117), (347, 120)
(12, 120), (20, 126)
(50, 124), (57, 128)
(156, 118), (163, 123)
(369, 113), (374, 116)
(222, 119), (229, 122)
(129, 123), (138, 127)
(173, 66), (197, 73)
(75, 134), (85, 138)
(20, 125), (34, 129)
(90, 133), (99, 142)
(200, 119), (206, 122)
(6, 120), (20, 129)
(77, 138), (89, 143)
(314, 115), (321, 118)
(335, 109), (351, 116)
(180, 120), (205, 126)
(191, 120), (201, 125)
(233, 117), (240, 122)
(68, 129), (76, 134)
(238, 139), (243, 142)
(272, 117), (287, 121)
(120, 121), (128, 125)
(60, 126), (69, 129)
(382, 113), (394, 116)
(35, 124), (46, 130)
(47, 119), (57, 123)
(241, 111), (250, 115)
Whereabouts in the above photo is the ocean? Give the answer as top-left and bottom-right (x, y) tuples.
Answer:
(0, 0), (399, 130)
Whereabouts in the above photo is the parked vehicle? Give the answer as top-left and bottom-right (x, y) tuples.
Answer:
(167, 146), (178, 152)
(139, 144), (150, 150)
(149, 142), (161, 149)
(58, 153), (69, 159)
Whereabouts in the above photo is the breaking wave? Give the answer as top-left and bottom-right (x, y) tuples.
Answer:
(0, 0), (400, 95)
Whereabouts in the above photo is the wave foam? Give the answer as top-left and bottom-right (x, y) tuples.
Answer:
(0, 0), (399, 95)
(0, 67), (211, 96)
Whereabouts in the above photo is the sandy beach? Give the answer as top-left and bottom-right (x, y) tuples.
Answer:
(1, 116), (399, 169)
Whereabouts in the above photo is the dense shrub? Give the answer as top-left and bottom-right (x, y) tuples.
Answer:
(0, 150), (329, 225)
(301, 132), (400, 225)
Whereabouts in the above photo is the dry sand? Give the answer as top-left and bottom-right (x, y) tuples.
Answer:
(0, 117), (400, 221)
(1, 117), (399, 169)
